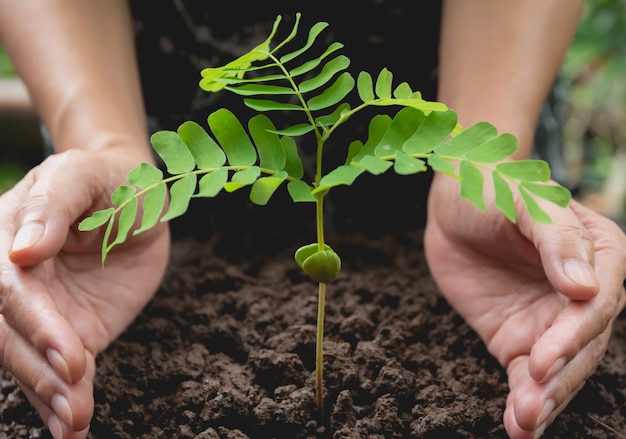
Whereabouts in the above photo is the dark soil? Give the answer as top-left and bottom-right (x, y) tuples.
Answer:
(1, 223), (626, 438)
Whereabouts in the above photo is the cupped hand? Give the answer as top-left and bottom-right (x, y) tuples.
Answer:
(424, 174), (626, 438)
(0, 149), (170, 438)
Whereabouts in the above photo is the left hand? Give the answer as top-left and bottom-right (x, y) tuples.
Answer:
(424, 174), (626, 438)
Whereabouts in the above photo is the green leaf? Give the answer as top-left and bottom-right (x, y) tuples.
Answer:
(111, 185), (136, 206)
(315, 165), (365, 192)
(357, 71), (375, 102)
(281, 137), (304, 179)
(459, 161), (485, 211)
(224, 167), (260, 192)
(101, 215), (115, 262)
(434, 122), (498, 158)
(354, 114), (392, 159)
(208, 108), (257, 166)
(393, 152), (426, 175)
(520, 186), (552, 224)
(289, 42), (344, 77)
(374, 108), (426, 156)
(248, 115), (285, 171)
(271, 124), (315, 136)
(250, 172), (288, 205)
(402, 110), (458, 155)
(177, 121), (226, 169)
(228, 84), (295, 96)
(393, 82), (413, 99)
(298, 55), (350, 93)
(375, 68), (393, 99)
(307, 72), (355, 111)
(295, 243), (332, 269)
(111, 197), (138, 246)
(315, 103), (351, 127)
(151, 131), (196, 174)
(127, 163), (163, 189)
(493, 172), (516, 223)
(244, 99), (303, 112)
(78, 207), (115, 231)
(428, 154), (458, 178)
(279, 20), (328, 63)
(134, 181), (167, 235)
(161, 174), (197, 222)
(496, 160), (551, 182)
(287, 180), (315, 202)
(354, 154), (393, 175)
(464, 133), (518, 163)
(197, 167), (228, 197)
(345, 140), (363, 165)
(521, 182), (571, 207)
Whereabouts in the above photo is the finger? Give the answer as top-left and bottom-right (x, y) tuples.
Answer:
(6, 152), (105, 267)
(519, 199), (600, 302)
(0, 316), (94, 433)
(506, 321), (613, 436)
(528, 210), (626, 382)
(0, 272), (87, 384)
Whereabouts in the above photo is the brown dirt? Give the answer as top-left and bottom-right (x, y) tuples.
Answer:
(1, 219), (625, 438)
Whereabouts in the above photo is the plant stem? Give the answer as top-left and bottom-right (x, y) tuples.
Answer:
(316, 280), (326, 420)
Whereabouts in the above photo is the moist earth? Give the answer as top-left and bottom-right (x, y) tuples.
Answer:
(1, 221), (625, 438)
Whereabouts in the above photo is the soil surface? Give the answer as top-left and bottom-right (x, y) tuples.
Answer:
(1, 217), (626, 438)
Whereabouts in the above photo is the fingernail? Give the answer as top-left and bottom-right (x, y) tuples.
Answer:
(541, 356), (567, 383)
(536, 399), (555, 429)
(48, 414), (63, 439)
(47, 348), (72, 383)
(11, 222), (45, 252)
(563, 259), (598, 288)
(51, 394), (73, 429)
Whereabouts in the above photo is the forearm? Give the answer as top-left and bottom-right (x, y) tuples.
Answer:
(0, 0), (150, 159)
(438, 0), (583, 157)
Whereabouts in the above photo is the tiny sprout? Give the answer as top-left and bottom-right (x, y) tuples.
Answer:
(79, 12), (571, 421)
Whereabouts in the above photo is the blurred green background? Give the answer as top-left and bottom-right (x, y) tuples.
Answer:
(0, 2), (624, 225)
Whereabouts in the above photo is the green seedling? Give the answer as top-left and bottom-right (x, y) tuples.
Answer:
(79, 14), (571, 419)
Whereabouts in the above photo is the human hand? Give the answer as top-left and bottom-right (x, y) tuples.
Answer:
(424, 174), (626, 438)
(0, 149), (170, 438)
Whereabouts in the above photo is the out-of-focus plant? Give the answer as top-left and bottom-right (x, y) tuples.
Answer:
(562, 0), (626, 225)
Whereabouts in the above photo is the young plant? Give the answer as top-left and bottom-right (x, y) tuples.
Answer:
(79, 14), (571, 418)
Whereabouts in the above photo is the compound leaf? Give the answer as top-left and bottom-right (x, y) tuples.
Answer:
(161, 173), (197, 222)
(151, 131), (196, 174)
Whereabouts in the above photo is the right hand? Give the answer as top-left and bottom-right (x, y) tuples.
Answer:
(0, 148), (170, 438)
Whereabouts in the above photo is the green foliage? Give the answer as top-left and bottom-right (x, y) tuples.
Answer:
(79, 13), (571, 263)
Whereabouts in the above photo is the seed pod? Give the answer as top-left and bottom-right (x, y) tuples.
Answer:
(301, 249), (341, 283)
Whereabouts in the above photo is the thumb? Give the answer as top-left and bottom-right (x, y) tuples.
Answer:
(8, 155), (95, 267)
(521, 199), (599, 301)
